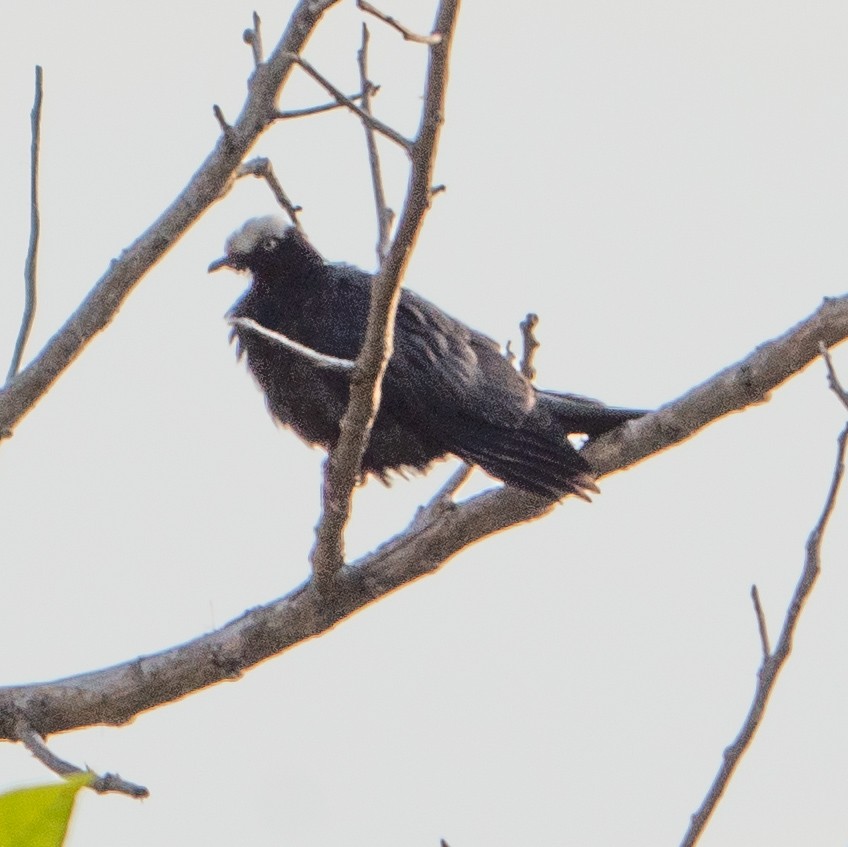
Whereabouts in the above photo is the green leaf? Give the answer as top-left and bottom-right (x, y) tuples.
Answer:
(0, 773), (92, 847)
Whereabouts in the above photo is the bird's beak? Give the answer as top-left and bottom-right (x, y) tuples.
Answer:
(207, 256), (232, 273)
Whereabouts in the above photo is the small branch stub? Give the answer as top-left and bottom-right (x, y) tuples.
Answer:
(212, 104), (234, 142)
(750, 584), (770, 659)
(519, 312), (540, 381)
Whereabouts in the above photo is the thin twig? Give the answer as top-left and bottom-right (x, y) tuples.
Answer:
(7, 66), (43, 383)
(285, 52), (413, 152)
(680, 415), (848, 846)
(358, 0), (443, 45)
(235, 157), (303, 229)
(358, 24), (393, 264)
(519, 312), (540, 381)
(229, 317), (355, 370)
(309, 0), (459, 586)
(274, 89), (372, 120)
(750, 585), (770, 658)
(243, 11), (264, 66)
(820, 341), (848, 411)
(411, 463), (473, 529)
(15, 720), (148, 799)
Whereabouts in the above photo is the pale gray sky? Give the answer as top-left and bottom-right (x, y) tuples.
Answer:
(2, 2), (848, 845)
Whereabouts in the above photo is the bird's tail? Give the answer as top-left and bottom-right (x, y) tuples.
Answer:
(536, 390), (647, 438)
(440, 415), (600, 501)
(433, 394), (647, 501)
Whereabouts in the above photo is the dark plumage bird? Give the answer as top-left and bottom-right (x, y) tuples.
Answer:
(209, 217), (645, 499)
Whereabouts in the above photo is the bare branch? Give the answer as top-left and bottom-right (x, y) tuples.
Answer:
(680, 402), (848, 846)
(585, 295), (848, 476)
(243, 11), (264, 66)
(358, 0), (444, 45)
(285, 52), (413, 152)
(0, 296), (847, 739)
(358, 23), (394, 263)
(228, 317), (355, 370)
(519, 312), (540, 381)
(0, 1), (342, 439)
(309, 0), (460, 586)
(15, 720), (148, 799)
(236, 156), (303, 229)
(7, 66), (43, 383)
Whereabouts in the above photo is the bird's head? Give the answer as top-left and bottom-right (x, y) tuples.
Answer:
(208, 216), (303, 275)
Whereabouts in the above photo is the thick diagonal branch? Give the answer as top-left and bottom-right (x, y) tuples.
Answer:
(0, 0), (341, 437)
(1, 294), (846, 740)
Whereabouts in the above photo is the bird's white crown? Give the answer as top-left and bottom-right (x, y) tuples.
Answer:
(225, 215), (289, 256)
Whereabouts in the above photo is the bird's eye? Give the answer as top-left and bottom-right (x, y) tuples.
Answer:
(261, 237), (277, 252)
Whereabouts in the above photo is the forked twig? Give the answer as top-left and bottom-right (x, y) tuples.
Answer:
(15, 720), (148, 799)
(680, 355), (848, 846)
(243, 11), (264, 66)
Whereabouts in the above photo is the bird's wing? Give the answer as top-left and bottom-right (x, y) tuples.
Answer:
(385, 290), (535, 428)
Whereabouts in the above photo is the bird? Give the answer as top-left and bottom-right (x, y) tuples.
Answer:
(209, 216), (645, 500)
